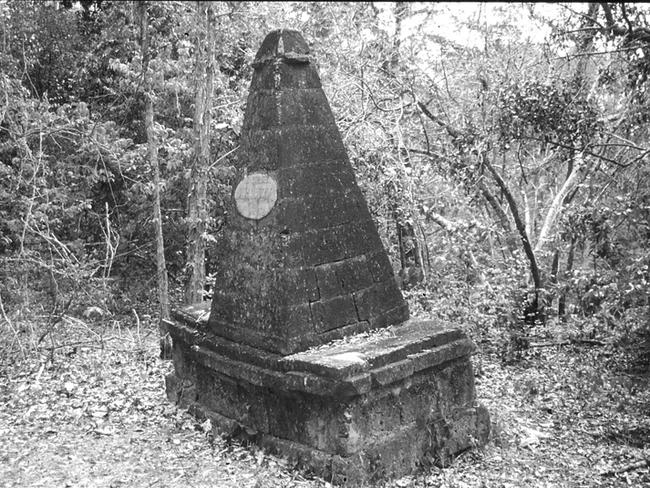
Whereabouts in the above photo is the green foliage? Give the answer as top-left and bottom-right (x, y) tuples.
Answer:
(0, 0), (241, 315)
(497, 80), (602, 147)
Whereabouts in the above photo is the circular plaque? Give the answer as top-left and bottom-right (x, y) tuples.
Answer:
(234, 173), (278, 220)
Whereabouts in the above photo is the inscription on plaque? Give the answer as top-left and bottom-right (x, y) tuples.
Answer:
(234, 173), (278, 220)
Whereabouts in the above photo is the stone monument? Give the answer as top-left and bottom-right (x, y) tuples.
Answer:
(165, 29), (489, 485)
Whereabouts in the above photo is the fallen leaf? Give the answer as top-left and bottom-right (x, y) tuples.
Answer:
(94, 426), (115, 436)
(520, 426), (551, 448)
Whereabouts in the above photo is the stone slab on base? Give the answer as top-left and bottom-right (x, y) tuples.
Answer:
(164, 304), (490, 486)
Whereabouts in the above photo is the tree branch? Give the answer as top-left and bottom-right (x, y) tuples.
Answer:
(478, 180), (512, 233)
(599, 2), (650, 43)
(599, 2), (615, 28)
(534, 152), (586, 255)
(601, 459), (650, 477)
(415, 99), (540, 289)
(417, 101), (462, 139)
(519, 136), (635, 167)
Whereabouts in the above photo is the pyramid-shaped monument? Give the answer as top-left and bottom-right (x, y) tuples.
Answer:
(165, 30), (489, 485)
(207, 29), (408, 355)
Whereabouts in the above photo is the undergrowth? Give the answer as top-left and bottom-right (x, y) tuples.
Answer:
(1, 279), (649, 487)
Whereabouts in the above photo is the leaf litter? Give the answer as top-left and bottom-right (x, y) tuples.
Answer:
(1, 324), (648, 487)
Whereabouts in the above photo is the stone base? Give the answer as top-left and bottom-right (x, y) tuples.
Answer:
(164, 304), (490, 485)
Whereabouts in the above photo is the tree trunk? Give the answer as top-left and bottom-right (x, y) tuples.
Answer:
(185, 1), (215, 304)
(390, 2), (407, 70)
(139, 1), (171, 358)
(395, 212), (406, 270)
(148, 102), (170, 322)
(482, 154), (542, 291)
(534, 152), (585, 255)
(417, 100), (542, 317)
(388, 2), (425, 288)
(482, 154), (544, 323)
(523, 190), (532, 242)
(550, 248), (560, 316)
(559, 236), (576, 319)
(479, 180), (511, 233)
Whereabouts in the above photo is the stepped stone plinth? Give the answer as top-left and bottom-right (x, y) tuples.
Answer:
(165, 29), (489, 485)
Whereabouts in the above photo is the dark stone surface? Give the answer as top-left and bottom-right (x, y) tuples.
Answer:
(165, 312), (475, 397)
(167, 30), (490, 485)
(166, 320), (490, 485)
(311, 295), (359, 333)
(207, 29), (407, 355)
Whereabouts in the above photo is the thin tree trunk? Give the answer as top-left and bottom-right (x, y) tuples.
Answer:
(147, 101), (170, 322)
(395, 212), (406, 270)
(418, 99), (542, 294)
(395, 2), (424, 280)
(390, 2), (407, 70)
(387, 2), (425, 287)
(559, 236), (576, 319)
(535, 152), (585, 255)
(479, 180), (511, 232)
(523, 190), (532, 243)
(139, 1), (171, 358)
(482, 154), (542, 291)
(185, 1), (215, 304)
(550, 248), (560, 316)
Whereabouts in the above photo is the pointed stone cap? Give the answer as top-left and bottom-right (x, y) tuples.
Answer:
(208, 30), (409, 355)
(252, 29), (310, 66)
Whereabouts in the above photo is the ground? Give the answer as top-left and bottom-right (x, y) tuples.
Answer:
(1, 318), (648, 488)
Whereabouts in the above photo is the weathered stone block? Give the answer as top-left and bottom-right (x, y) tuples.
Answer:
(353, 279), (405, 322)
(276, 192), (361, 233)
(336, 255), (374, 293)
(301, 227), (348, 266)
(315, 263), (344, 299)
(311, 295), (359, 332)
(366, 251), (395, 283)
(244, 92), (279, 130)
(166, 315), (490, 485)
(239, 129), (280, 170)
(284, 303), (315, 336)
(342, 220), (385, 258)
(368, 303), (411, 330)
(280, 89), (335, 127)
(279, 126), (348, 167)
(250, 62), (323, 91)
(276, 267), (320, 304)
(279, 162), (348, 198)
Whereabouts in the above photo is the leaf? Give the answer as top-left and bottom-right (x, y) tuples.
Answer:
(395, 477), (414, 487)
(199, 418), (212, 433)
(63, 381), (76, 396)
(94, 426), (115, 436)
(91, 406), (108, 418)
(519, 426), (551, 448)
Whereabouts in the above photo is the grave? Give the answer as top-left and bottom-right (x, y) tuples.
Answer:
(164, 29), (489, 485)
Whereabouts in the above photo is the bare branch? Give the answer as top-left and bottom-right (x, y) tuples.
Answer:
(416, 101), (462, 138)
(534, 152), (586, 255)
(519, 136), (643, 167)
(558, 3), (606, 30)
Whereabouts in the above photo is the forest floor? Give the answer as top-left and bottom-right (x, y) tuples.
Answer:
(1, 315), (649, 488)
